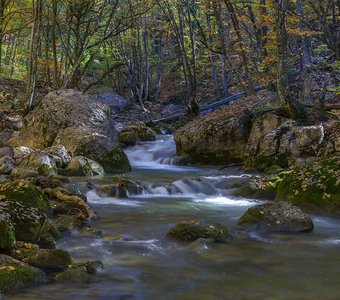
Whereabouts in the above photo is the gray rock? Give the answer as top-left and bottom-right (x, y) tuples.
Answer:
(0, 146), (13, 158)
(44, 145), (71, 168)
(238, 202), (314, 233)
(0, 156), (14, 175)
(13, 146), (33, 166)
(18, 151), (57, 176)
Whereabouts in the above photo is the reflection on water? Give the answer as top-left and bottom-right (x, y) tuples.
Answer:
(8, 136), (340, 300)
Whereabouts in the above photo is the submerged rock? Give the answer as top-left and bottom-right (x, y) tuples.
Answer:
(54, 260), (103, 283)
(238, 202), (314, 233)
(23, 249), (72, 273)
(167, 221), (232, 243)
(0, 254), (46, 293)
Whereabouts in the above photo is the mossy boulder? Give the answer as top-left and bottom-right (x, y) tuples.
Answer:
(0, 254), (46, 293)
(0, 180), (52, 243)
(65, 156), (104, 177)
(23, 249), (72, 273)
(54, 260), (103, 283)
(0, 180), (51, 214)
(238, 202), (314, 233)
(0, 219), (16, 251)
(16, 151), (57, 176)
(122, 124), (156, 142)
(119, 130), (139, 147)
(167, 221), (232, 243)
(276, 156), (340, 213)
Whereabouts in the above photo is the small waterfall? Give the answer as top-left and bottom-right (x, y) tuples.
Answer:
(125, 135), (178, 168)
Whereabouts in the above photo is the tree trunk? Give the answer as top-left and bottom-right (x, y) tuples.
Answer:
(274, 0), (298, 119)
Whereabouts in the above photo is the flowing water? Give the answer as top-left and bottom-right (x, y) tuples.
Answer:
(8, 136), (340, 300)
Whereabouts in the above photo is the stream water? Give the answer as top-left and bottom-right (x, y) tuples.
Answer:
(8, 136), (340, 300)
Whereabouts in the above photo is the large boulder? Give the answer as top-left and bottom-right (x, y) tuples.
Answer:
(238, 202), (314, 233)
(246, 116), (327, 170)
(174, 109), (251, 164)
(0, 255), (46, 293)
(167, 221), (232, 243)
(9, 90), (130, 173)
(0, 180), (51, 243)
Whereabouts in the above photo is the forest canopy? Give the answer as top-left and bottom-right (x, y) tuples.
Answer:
(0, 0), (339, 115)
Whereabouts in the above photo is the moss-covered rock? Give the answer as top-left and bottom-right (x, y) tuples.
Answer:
(167, 221), (232, 243)
(23, 249), (72, 273)
(54, 260), (103, 283)
(238, 202), (314, 233)
(96, 147), (131, 173)
(119, 130), (139, 147)
(65, 156), (104, 177)
(123, 124), (156, 142)
(276, 156), (340, 213)
(55, 215), (84, 232)
(0, 219), (16, 251)
(0, 254), (46, 293)
(0, 180), (51, 243)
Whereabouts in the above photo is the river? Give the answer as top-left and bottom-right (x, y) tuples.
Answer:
(8, 136), (340, 300)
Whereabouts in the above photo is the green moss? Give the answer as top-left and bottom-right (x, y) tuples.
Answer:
(276, 156), (340, 212)
(0, 180), (52, 214)
(0, 258), (46, 293)
(37, 163), (53, 176)
(0, 220), (16, 250)
(246, 153), (289, 171)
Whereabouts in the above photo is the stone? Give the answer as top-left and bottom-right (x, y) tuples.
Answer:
(12, 146), (33, 166)
(0, 219), (16, 250)
(54, 260), (103, 283)
(18, 151), (57, 176)
(44, 145), (71, 168)
(0, 146), (13, 159)
(238, 202), (314, 233)
(9, 89), (130, 173)
(65, 156), (104, 177)
(23, 249), (72, 273)
(56, 215), (84, 232)
(54, 126), (131, 173)
(0, 156), (14, 175)
(119, 130), (139, 146)
(167, 221), (232, 243)
(0, 254), (46, 293)
(0, 180), (52, 243)
(123, 124), (156, 142)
